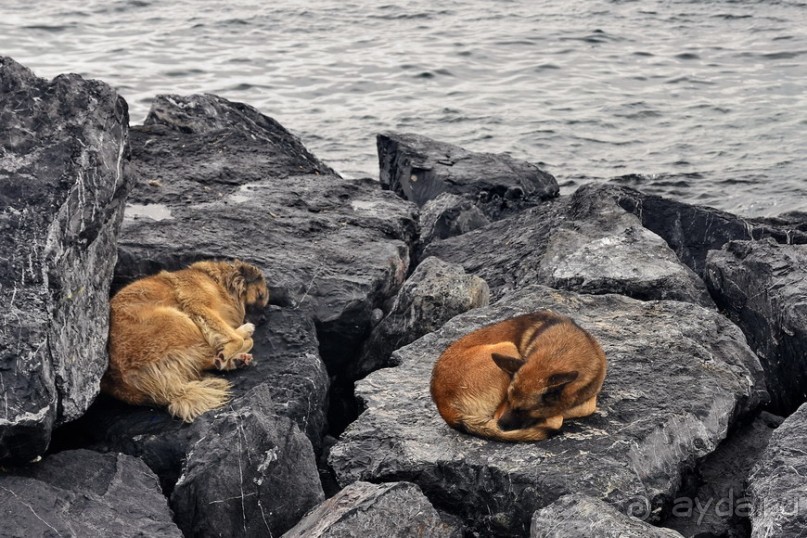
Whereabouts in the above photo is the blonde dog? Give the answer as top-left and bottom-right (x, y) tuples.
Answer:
(102, 260), (269, 422)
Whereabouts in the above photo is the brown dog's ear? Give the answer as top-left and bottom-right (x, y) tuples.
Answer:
(547, 371), (579, 388)
(492, 353), (526, 376)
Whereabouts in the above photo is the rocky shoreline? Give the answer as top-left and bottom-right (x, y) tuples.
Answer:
(2, 56), (807, 537)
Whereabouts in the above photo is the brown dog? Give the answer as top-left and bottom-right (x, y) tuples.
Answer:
(430, 311), (606, 442)
(102, 260), (269, 422)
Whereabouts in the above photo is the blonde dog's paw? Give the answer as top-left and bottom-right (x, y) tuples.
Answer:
(237, 323), (256, 337)
(233, 353), (254, 368)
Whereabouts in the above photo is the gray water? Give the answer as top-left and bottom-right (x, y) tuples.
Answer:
(2, 0), (806, 217)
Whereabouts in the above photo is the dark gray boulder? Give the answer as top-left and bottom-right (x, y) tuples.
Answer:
(377, 132), (558, 220)
(126, 93), (336, 207)
(612, 186), (807, 277)
(171, 384), (324, 538)
(531, 494), (684, 538)
(353, 257), (489, 378)
(425, 183), (714, 306)
(0, 57), (131, 463)
(660, 412), (783, 537)
(116, 95), (417, 372)
(418, 192), (490, 252)
(705, 239), (807, 415)
(0, 449), (181, 537)
(64, 305), (328, 493)
(747, 403), (807, 538)
(282, 481), (460, 538)
(329, 285), (766, 536)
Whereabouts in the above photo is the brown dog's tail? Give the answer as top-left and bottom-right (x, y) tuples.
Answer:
(457, 415), (563, 442)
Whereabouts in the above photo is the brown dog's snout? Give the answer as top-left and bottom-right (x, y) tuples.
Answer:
(497, 409), (542, 431)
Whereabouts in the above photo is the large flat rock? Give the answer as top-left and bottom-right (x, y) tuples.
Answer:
(0, 57), (131, 463)
(329, 286), (765, 536)
(0, 449), (181, 537)
(377, 132), (558, 220)
(747, 403), (807, 537)
(705, 239), (807, 415)
(424, 184), (714, 306)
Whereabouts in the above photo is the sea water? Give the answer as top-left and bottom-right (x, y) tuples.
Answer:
(2, 0), (805, 216)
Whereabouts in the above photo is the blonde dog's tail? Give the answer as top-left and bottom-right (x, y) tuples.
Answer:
(166, 377), (232, 422)
(129, 348), (232, 422)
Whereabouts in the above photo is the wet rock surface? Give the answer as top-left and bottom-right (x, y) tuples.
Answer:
(660, 412), (783, 537)
(0, 57), (131, 463)
(531, 494), (684, 538)
(354, 257), (489, 379)
(330, 285), (765, 536)
(747, 404), (807, 538)
(377, 131), (558, 219)
(425, 183), (714, 306)
(705, 239), (807, 415)
(0, 449), (181, 537)
(282, 481), (460, 538)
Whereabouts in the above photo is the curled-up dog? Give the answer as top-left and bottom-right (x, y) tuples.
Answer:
(102, 260), (269, 422)
(431, 311), (606, 442)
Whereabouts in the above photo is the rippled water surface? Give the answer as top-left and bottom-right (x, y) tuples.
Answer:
(2, 0), (806, 216)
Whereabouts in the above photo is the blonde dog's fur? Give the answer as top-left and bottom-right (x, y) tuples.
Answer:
(102, 260), (269, 422)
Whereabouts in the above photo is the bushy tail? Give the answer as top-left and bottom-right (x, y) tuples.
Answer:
(459, 416), (563, 442)
(129, 349), (232, 422)
(167, 377), (232, 422)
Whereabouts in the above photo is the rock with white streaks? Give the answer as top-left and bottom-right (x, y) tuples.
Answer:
(705, 239), (807, 415)
(0, 449), (181, 537)
(660, 412), (783, 537)
(747, 403), (807, 537)
(282, 481), (460, 538)
(0, 57), (131, 464)
(171, 385), (324, 538)
(531, 494), (684, 538)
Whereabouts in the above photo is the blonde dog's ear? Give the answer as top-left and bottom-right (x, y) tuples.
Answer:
(239, 262), (264, 284)
(226, 261), (264, 297)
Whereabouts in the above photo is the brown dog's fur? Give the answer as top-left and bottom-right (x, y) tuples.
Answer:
(102, 260), (269, 422)
(430, 311), (606, 442)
